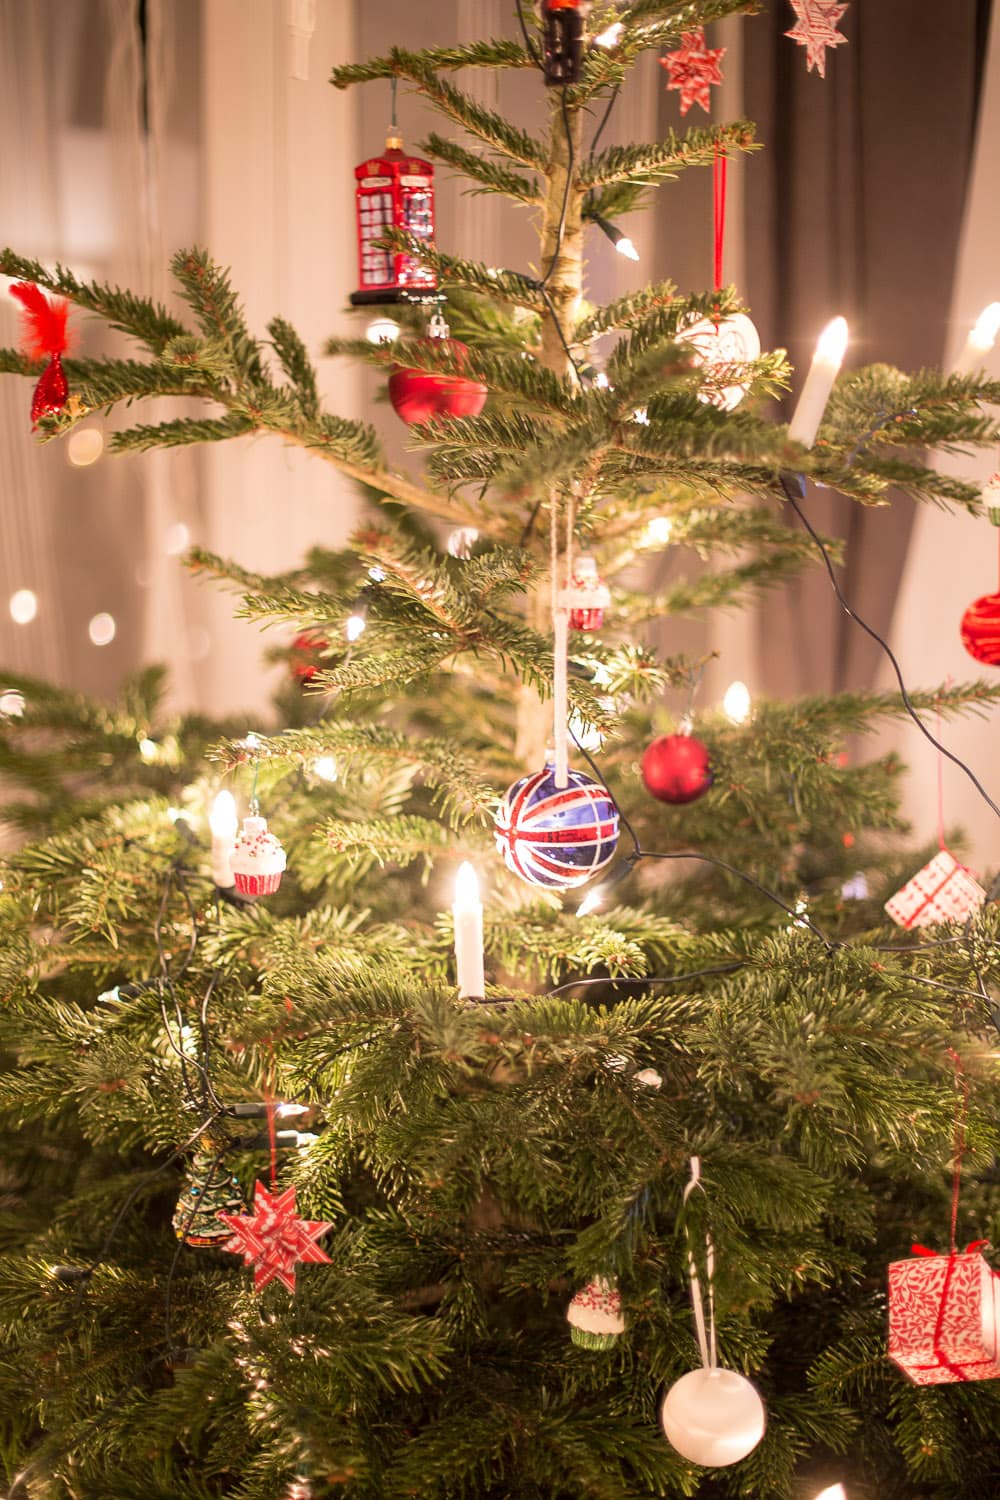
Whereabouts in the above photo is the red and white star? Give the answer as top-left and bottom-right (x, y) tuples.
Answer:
(660, 29), (726, 116)
(785, 0), (849, 78)
(219, 1180), (332, 1292)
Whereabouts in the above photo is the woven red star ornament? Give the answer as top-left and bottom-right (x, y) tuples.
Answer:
(660, 29), (725, 115)
(785, 0), (848, 77)
(219, 1181), (332, 1292)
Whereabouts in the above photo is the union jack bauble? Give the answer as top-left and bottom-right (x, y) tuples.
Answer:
(494, 765), (619, 888)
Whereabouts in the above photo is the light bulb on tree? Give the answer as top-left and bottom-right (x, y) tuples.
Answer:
(209, 790), (239, 888)
(312, 756), (338, 783)
(592, 212), (640, 261)
(813, 1487), (847, 1500)
(787, 316), (849, 448)
(345, 613), (367, 642)
(723, 680), (752, 723)
(644, 516), (673, 546)
(592, 20), (624, 48)
(452, 861), (485, 1000)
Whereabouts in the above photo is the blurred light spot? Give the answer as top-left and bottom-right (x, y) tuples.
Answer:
(313, 755), (338, 783)
(644, 516), (673, 546)
(138, 737), (158, 763)
(67, 428), (104, 467)
(723, 680), (751, 723)
(345, 614), (366, 642)
(88, 612), (116, 646)
(9, 589), (37, 625)
(165, 522), (191, 556)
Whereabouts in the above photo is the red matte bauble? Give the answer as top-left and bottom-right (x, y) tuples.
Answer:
(641, 733), (713, 804)
(961, 593), (1000, 665)
(388, 340), (487, 425)
(569, 606), (604, 631)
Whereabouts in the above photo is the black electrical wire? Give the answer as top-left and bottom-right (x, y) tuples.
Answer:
(781, 471), (1000, 825)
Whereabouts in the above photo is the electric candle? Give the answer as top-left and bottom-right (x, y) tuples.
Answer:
(452, 861), (485, 1000)
(787, 316), (849, 449)
(813, 1487), (846, 1500)
(209, 790), (239, 888)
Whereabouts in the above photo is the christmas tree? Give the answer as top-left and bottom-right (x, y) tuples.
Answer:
(4, 5), (1000, 1497)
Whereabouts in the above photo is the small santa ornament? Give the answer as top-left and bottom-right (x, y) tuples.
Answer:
(561, 556), (611, 631)
(231, 815), (287, 897)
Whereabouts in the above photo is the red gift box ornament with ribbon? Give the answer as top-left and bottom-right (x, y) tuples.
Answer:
(884, 849), (986, 930)
(888, 1242), (1000, 1385)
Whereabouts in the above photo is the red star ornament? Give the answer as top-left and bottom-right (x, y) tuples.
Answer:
(660, 29), (725, 115)
(785, 0), (848, 77)
(219, 1181), (332, 1292)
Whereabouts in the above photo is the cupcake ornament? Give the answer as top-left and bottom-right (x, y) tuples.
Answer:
(566, 1275), (625, 1349)
(231, 815), (287, 897)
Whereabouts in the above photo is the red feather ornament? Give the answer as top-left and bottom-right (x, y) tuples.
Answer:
(10, 282), (72, 427)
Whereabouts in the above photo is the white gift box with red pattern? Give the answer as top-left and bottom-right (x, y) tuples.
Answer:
(884, 850), (986, 930)
(888, 1244), (1000, 1385)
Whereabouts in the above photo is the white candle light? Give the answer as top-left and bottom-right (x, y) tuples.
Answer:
(813, 1487), (847, 1500)
(209, 790), (239, 888)
(452, 861), (485, 1000)
(787, 316), (849, 449)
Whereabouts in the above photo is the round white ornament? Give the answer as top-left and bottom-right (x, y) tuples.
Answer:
(677, 312), (761, 411)
(660, 1365), (766, 1467)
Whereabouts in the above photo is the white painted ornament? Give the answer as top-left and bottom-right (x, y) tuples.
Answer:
(677, 313), (761, 411)
(660, 1157), (766, 1467)
(566, 1275), (625, 1349)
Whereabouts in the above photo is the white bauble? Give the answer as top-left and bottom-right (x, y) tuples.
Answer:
(677, 312), (761, 411)
(660, 1366), (766, 1467)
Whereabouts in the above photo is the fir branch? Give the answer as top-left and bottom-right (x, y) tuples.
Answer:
(330, 38), (532, 86)
(581, 121), (758, 190)
(266, 316), (320, 418)
(109, 413), (257, 453)
(576, 280), (681, 340)
(421, 134), (542, 205)
(169, 248), (264, 383)
(377, 229), (546, 312)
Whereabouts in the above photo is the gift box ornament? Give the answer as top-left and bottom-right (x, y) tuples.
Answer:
(884, 850), (986, 930)
(888, 1242), (1000, 1385)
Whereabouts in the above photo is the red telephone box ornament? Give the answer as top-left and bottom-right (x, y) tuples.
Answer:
(350, 130), (436, 307)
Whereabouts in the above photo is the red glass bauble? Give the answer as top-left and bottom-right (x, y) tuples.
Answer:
(960, 593), (1000, 665)
(388, 339), (487, 425)
(641, 733), (713, 805)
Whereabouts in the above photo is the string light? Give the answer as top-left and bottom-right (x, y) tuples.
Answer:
(312, 755), (338, 783)
(367, 565), (387, 582)
(632, 406), (650, 424)
(592, 20), (625, 47)
(9, 589), (38, 625)
(66, 427), (104, 467)
(88, 613), (116, 647)
(591, 211), (639, 261)
(365, 315), (401, 345)
(968, 302), (1000, 354)
(723, 680), (752, 723)
(576, 886), (605, 917)
(447, 526), (480, 558)
(138, 737), (159, 763)
(813, 1487), (846, 1500)
(644, 516), (673, 546)
(0, 689), (25, 717)
(345, 613), (367, 642)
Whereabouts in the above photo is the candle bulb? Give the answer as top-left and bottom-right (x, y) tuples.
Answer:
(813, 1487), (846, 1500)
(452, 861), (485, 1000)
(209, 790), (238, 888)
(787, 316), (849, 449)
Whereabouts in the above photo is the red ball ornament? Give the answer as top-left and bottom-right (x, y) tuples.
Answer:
(388, 310), (487, 426)
(960, 593), (1000, 666)
(641, 732), (713, 804)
